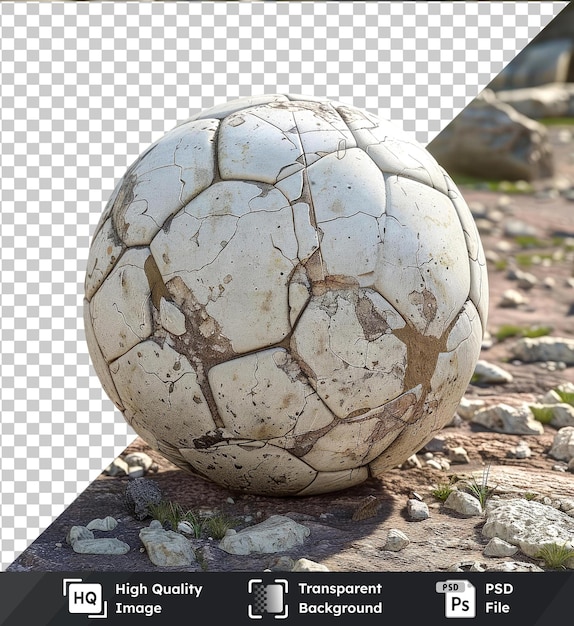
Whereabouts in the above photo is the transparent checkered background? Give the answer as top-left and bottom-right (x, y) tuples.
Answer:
(0, 1), (565, 571)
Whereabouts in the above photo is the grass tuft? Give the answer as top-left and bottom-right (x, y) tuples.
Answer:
(495, 324), (552, 342)
(536, 542), (574, 570)
(462, 466), (496, 508)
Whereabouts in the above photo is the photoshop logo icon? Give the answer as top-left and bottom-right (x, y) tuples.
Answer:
(248, 579), (288, 620)
(63, 578), (108, 619)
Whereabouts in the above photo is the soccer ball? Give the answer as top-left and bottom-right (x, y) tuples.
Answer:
(84, 94), (487, 496)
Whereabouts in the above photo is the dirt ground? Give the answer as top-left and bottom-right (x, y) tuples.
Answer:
(8, 124), (574, 574)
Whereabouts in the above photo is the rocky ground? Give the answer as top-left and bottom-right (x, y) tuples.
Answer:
(8, 124), (574, 574)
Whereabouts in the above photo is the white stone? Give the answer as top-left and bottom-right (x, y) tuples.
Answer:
(177, 521), (195, 535)
(124, 452), (154, 472)
(483, 499), (574, 567)
(511, 337), (574, 365)
(473, 360), (513, 384)
(85, 95), (488, 496)
(67, 526), (94, 545)
(407, 499), (429, 521)
(218, 515), (310, 555)
(511, 441), (532, 459)
(72, 538), (130, 555)
(86, 516), (118, 532)
(549, 427), (574, 462)
(292, 558), (329, 572)
(499, 289), (527, 308)
(457, 397), (486, 421)
(448, 446), (470, 464)
(103, 457), (129, 477)
(444, 491), (483, 516)
(471, 403), (544, 435)
(425, 459), (443, 470)
(483, 537), (519, 557)
(139, 520), (195, 567)
(383, 528), (410, 551)
(533, 403), (574, 428)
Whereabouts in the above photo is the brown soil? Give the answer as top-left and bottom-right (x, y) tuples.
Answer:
(8, 125), (574, 573)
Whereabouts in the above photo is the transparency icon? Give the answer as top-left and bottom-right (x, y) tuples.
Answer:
(248, 579), (288, 620)
(63, 578), (108, 619)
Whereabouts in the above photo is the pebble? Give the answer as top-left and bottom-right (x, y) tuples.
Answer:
(511, 336), (574, 365)
(406, 499), (429, 521)
(72, 538), (130, 556)
(508, 441), (532, 459)
(503, 219), (539, 238)
(86, 516), (118, 532)
(124, 452), (154, 472)
(499, 289), (528, 308)
(103, 457), (129, 477)
(425, 459), (443, 471)
(139, 520), (195, 567)
(292, 558), (329, 572)
(483, 537), (519, 557)
(447, 446), (470, 464)
(473, 360), (513, 384)
(125, 478), (163, 521)
(472, 402), (544, 435)
(383, 529), (410, 552)
(444, 491), (483, 517)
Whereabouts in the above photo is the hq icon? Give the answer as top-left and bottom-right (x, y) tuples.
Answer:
(63, 579), (108, 619)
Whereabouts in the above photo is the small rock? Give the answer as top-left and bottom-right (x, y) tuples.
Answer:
(473, 360), (513, 384)
(447, 446), (470, 464)
(292, 558), (329, 572)
(444, 491), (483, 517)
(447, 560), (486, 573)
(499, 289), (528, 308)
(540, 389), (562, 404)
(486, 561), (544, 572)
(483, 537), (519, 557)
(457, 397), (486, 420)
(534, 403), (574, 428)
(472, 403), (544, 435)
(177, 521), (195, 535)
(468, 201), (488, 219)
(483, 499), (574, 568)
(508, 441), (532, 459)
(503, 219), (540, 239)
(86, 516), (118, 532)
(103, 457), (129, 477)
(407, 499), (429, 521)
(400, 454), (422, 469)
(125, 478), (163, 521)
(72, 538), (130, 555)
(543, 277), (556, 289)
(267, 556), (295, 571)
(549, 426), (574, 462)
(511, 336), (574, 365)
(218, 515), (310, 555)
(66, 526), (94, 546)
(124, 452), (154, 473)
(127, 466), (145, 479)
(515, 270), (538, 290)
(426, 88), (553, 182)
(383, 529), (410, 552)
(139, 520), (195, 567)
(425, 459), (443, 471)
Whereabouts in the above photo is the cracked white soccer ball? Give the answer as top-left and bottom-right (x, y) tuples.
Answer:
(84, 94), (488, 496)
